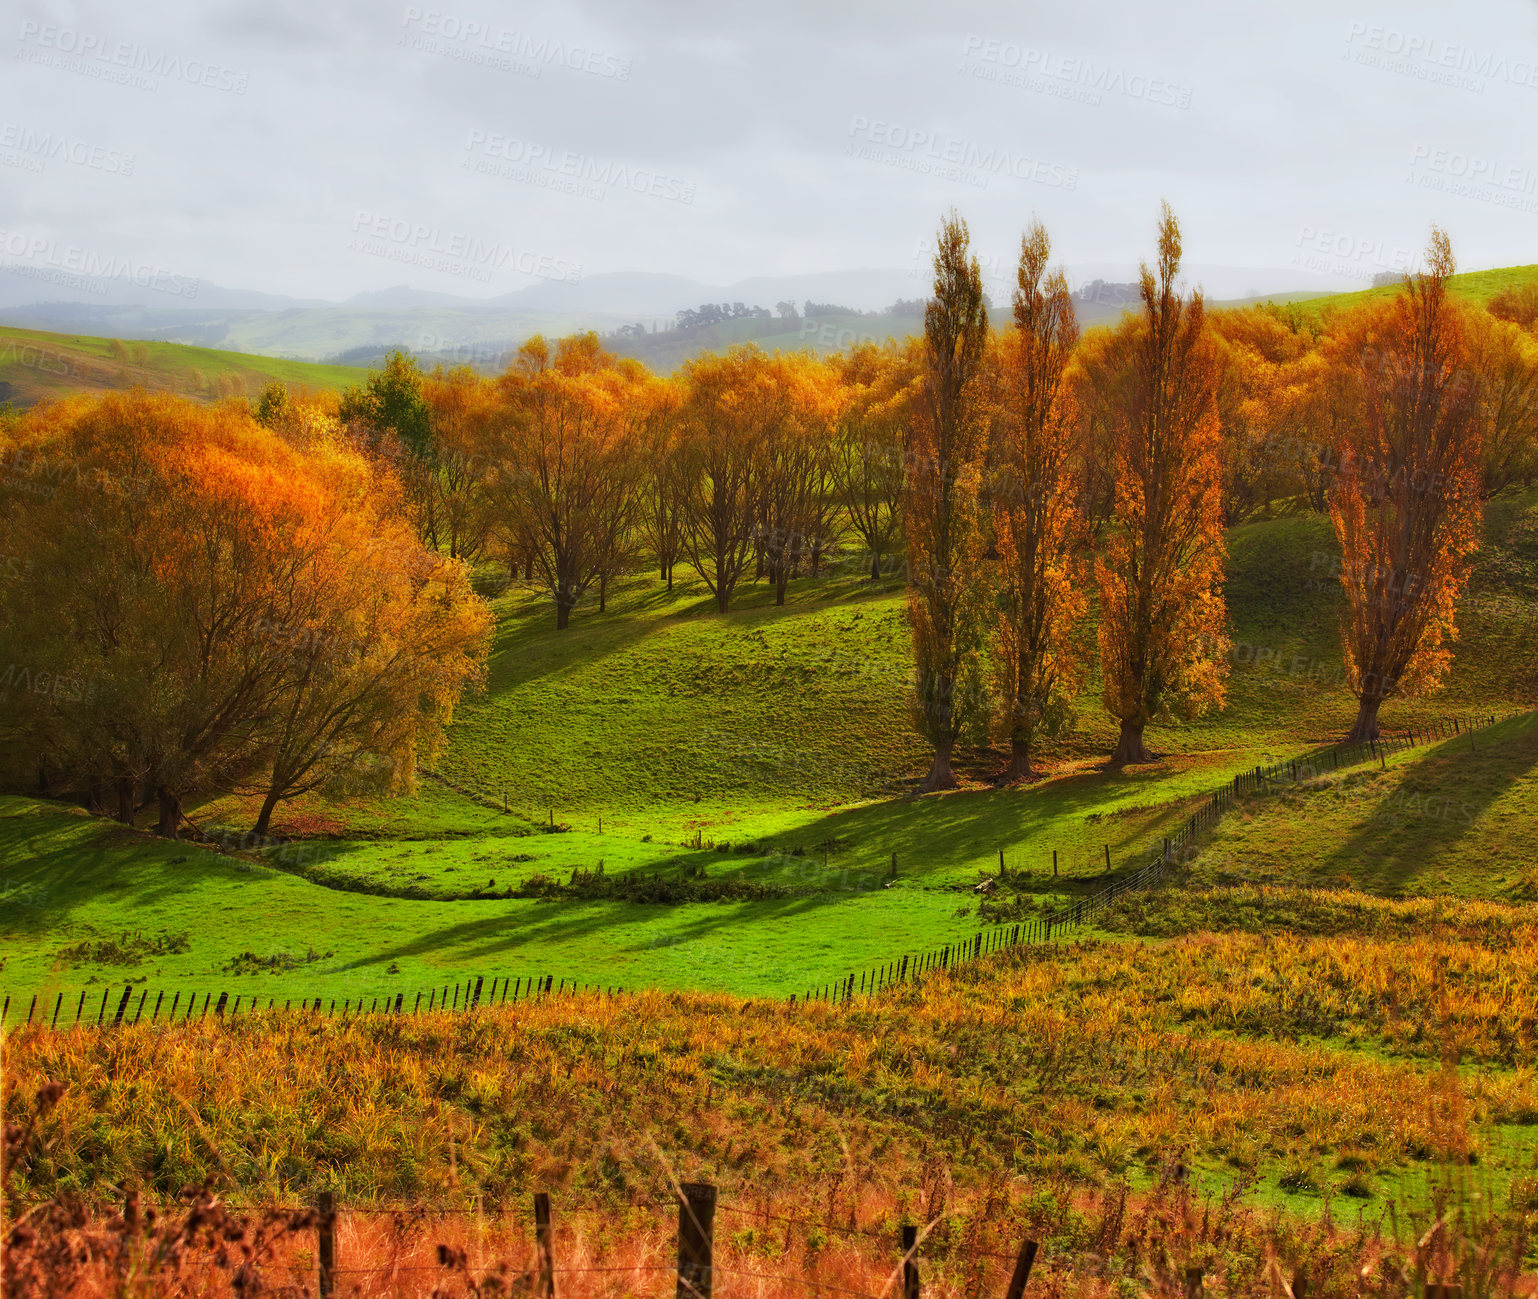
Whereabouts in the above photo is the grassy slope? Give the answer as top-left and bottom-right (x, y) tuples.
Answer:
(0, 324), (365, 407)
(3, 488), (1537, 1009)
(1285, 263), (1538, 319)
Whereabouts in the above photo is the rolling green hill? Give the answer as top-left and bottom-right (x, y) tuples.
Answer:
(1286, 262), (1538, 319)
(3, 488), (1537, 1010)
(0, 325), (366, 408)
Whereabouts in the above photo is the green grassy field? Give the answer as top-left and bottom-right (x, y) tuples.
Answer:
(3, 485), (1537, 1016)
(1287, 262), (1538, 319)
(0, 324), (365, 408)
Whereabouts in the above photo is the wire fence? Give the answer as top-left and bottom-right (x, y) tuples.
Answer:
(0, 713), (1514, 1034)
(4, 1183), (1044, 1299)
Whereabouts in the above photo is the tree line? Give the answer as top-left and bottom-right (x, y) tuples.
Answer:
(0, 206), (1522, 824)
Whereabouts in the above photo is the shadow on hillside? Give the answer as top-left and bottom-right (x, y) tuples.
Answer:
(328, 888), (884, 991)
(0, 805), (286, 936)
(1319, 713), (1538, 892)
(483, 570), (893, 697)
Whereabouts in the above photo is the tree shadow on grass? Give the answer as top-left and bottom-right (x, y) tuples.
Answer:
(1317, 712), (1538, 894)
(0, 802), (292, 937)
(327, 888), (880, 994)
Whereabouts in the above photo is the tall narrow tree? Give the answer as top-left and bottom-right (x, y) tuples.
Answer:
(991, 221), (1086, 781)
(1092, 203), (1230, 766)
(905, 213), (990, 790)
(1327, 229), (1483, 741)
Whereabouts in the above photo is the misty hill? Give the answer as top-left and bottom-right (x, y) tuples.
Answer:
(0, 261), (1354, 366)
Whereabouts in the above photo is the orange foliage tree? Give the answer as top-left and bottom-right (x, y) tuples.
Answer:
(488, 334), (654, 628)
(0, 390), (489, 838)
(1462, 309), (1538, 498)
(418, 364), (498, 562)
(905, 213), (990, 790)
(990, 221), (1086, 781)
(1208, 305), (1319, 524)
(829, 341), (918, 581)
(673, 345), (775, 614)
(1325, 230), (1484, 742)
(753, 353), (840, 606)
(1090, 204), (1230, 767)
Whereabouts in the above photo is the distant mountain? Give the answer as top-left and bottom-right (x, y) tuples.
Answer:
(0, 266), (327, 312)
(0, 260), (1368, 365)
(342, 286), (486, 309)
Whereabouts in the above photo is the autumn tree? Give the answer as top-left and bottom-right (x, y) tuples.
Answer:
(638, 387), (688, 590)
(489, 334), (650, 628)
(1208, 305), (1318, 524)
(1463, 309), (1538, 498)
(250, 445), (491, 836)
(1091, 203), (1230, 767)
(1488, 282), (1538, 330)
(753, 353), (839, 605)
(0, 391), (490, 838)
(674, 345), (773, 614)
(905, 212), (990, 790)
(1326, 230), (1483, 741)
(829, 341), (917, 580)
(416, 365), (497, 561)
(990, 221), (1087, 780)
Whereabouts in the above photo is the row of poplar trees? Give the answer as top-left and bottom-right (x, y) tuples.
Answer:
(907, 205), (1486, 788)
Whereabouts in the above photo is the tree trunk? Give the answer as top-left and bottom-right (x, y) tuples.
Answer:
(1108, 719), (1155, 768)
(1346, 695), (1382, 743)
(870, 551), (882, 581)
(1005, 733), (1035, 782)
(775, 565), (788, 606)
(524, 554), (533, 581)
(115, 778), (136, 826)
(156, 787), (182, 840)
(923, 739), (959, 791)
(253, 786), (282, 839)
(667, 564), (674, 592)
(599, 572), (608, 613)
(87, 776), (106, 815)
(556, 601), (571, 630)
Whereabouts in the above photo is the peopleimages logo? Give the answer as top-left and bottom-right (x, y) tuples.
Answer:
(1408, 145), (1538, 193)
(959, 36), (1194, 108)
(16, 21), (250, 94)
(845, 117), (1079, 190)
(463, 131), (696, 204)
(0, 124), (136, 176)
(400, 9), (631, 80)
(1344, 21), (1538, 92)
(348, 212), (584, 284)
(0, 231), (200, 300)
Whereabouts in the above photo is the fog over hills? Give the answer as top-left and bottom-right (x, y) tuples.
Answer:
(0, 260), (1356, 365)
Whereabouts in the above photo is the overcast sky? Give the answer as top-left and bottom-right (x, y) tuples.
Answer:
(4, 0), (1538, 302)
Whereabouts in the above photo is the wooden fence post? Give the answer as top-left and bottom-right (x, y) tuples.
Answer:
(901, 1224), (921, 1299)
(317, 1190), (336, 1298)
(534, 1191), (555, 1298)
(676, 1181), (716, 1298)
(1004, 1239), (1038, 1299)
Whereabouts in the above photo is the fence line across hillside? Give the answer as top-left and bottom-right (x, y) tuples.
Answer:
(0, 713), (1513, 1034)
